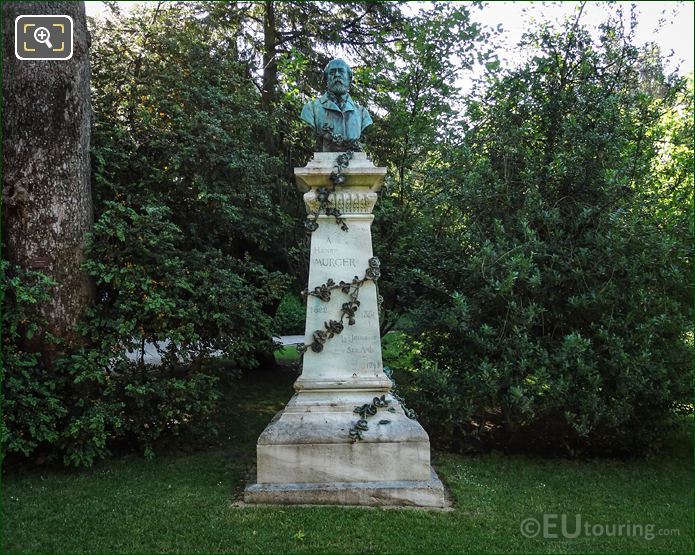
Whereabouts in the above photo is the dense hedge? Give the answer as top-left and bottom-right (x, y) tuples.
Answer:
(2, 3), (691, 464)
(390, 25), (694, 455)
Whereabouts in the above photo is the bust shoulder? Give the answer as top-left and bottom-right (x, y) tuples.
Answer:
(300, 98), (322, 129)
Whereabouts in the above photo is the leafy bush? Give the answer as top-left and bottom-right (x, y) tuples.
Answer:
(82, 201), (283, 371)
(2, 261), (222, 466)
(89, 2), (289, 369)
(272, 293), (306, 335)
(389, 21), (693, 455)
(58, 348), (221, 465)
(1, 262), (66, 458)
(4, 2), (290, 467)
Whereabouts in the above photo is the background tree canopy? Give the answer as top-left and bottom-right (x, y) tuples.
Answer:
(2, 1), (692, 465)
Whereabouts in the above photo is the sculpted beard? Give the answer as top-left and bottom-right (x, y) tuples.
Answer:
(329, 78), (349, 96)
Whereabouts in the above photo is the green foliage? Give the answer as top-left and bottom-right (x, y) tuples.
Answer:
(85, 2), (290, 453)
(5, 2), (692, 465)
(391, 16), (693, 454)
(67, 2), (294, 464)
(82, 201), (283, 370)
(272, 293), (306, 335)
(55, 345), (221, 466)
(3, 3), (292, 466)
(1, 261), (222, 466)
(0, 262), (66, 458)
(366, 2), (493, 333)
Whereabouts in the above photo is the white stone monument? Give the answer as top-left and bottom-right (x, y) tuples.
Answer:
(244, 152), (448, 507)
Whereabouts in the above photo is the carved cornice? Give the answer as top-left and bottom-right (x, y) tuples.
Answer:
(295, 152), (387, 192)
(304, 188), (378, 215)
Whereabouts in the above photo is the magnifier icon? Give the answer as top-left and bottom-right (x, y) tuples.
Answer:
(33, 26), (53, 49)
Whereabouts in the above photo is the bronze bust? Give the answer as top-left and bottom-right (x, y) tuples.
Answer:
(301, 58), (373, 152)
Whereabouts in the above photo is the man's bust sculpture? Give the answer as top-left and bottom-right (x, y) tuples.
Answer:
(301, 58), (373, 152)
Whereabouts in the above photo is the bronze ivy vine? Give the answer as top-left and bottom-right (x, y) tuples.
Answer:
(304, 133), (359, 234)
(297, 256), (381, 355)
(298, 147), (411, 443)
(384, 366), (418, 421)
(349, 395), (390, 441)
(347, 370), (418, 443)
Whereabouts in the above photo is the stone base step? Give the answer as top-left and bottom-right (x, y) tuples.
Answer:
(244, 467), (450, 508)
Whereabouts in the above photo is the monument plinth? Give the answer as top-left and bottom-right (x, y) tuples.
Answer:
(244, 152), (448, 507)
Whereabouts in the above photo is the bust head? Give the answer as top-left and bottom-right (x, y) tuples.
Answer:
(324, 58), (353, 97)
(300, 58), (372, 152)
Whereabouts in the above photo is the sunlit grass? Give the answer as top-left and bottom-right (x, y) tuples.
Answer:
(3, 367), (692, 554)
(274, 344), (300, 365)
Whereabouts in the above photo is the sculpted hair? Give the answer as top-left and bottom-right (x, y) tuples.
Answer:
(323, 58), (353, 84)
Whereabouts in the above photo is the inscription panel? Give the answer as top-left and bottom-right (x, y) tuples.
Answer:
(313, 257), (357, 268)
(302, 217), (384, 381)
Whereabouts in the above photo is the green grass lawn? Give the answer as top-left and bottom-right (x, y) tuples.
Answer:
(274, 344), (300, 366)
(3, 365), (693, 554)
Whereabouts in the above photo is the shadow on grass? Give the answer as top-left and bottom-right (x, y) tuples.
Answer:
(2, 365), (693, 555)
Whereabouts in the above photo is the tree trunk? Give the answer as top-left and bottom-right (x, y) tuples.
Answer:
(261, 0), (278, 155)
(2, 2), (94, 360)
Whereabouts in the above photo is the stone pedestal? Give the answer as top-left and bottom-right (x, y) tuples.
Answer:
(244, 153), (447, 508)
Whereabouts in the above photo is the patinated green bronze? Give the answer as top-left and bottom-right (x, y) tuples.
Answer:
(301, 58), (373, 152)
